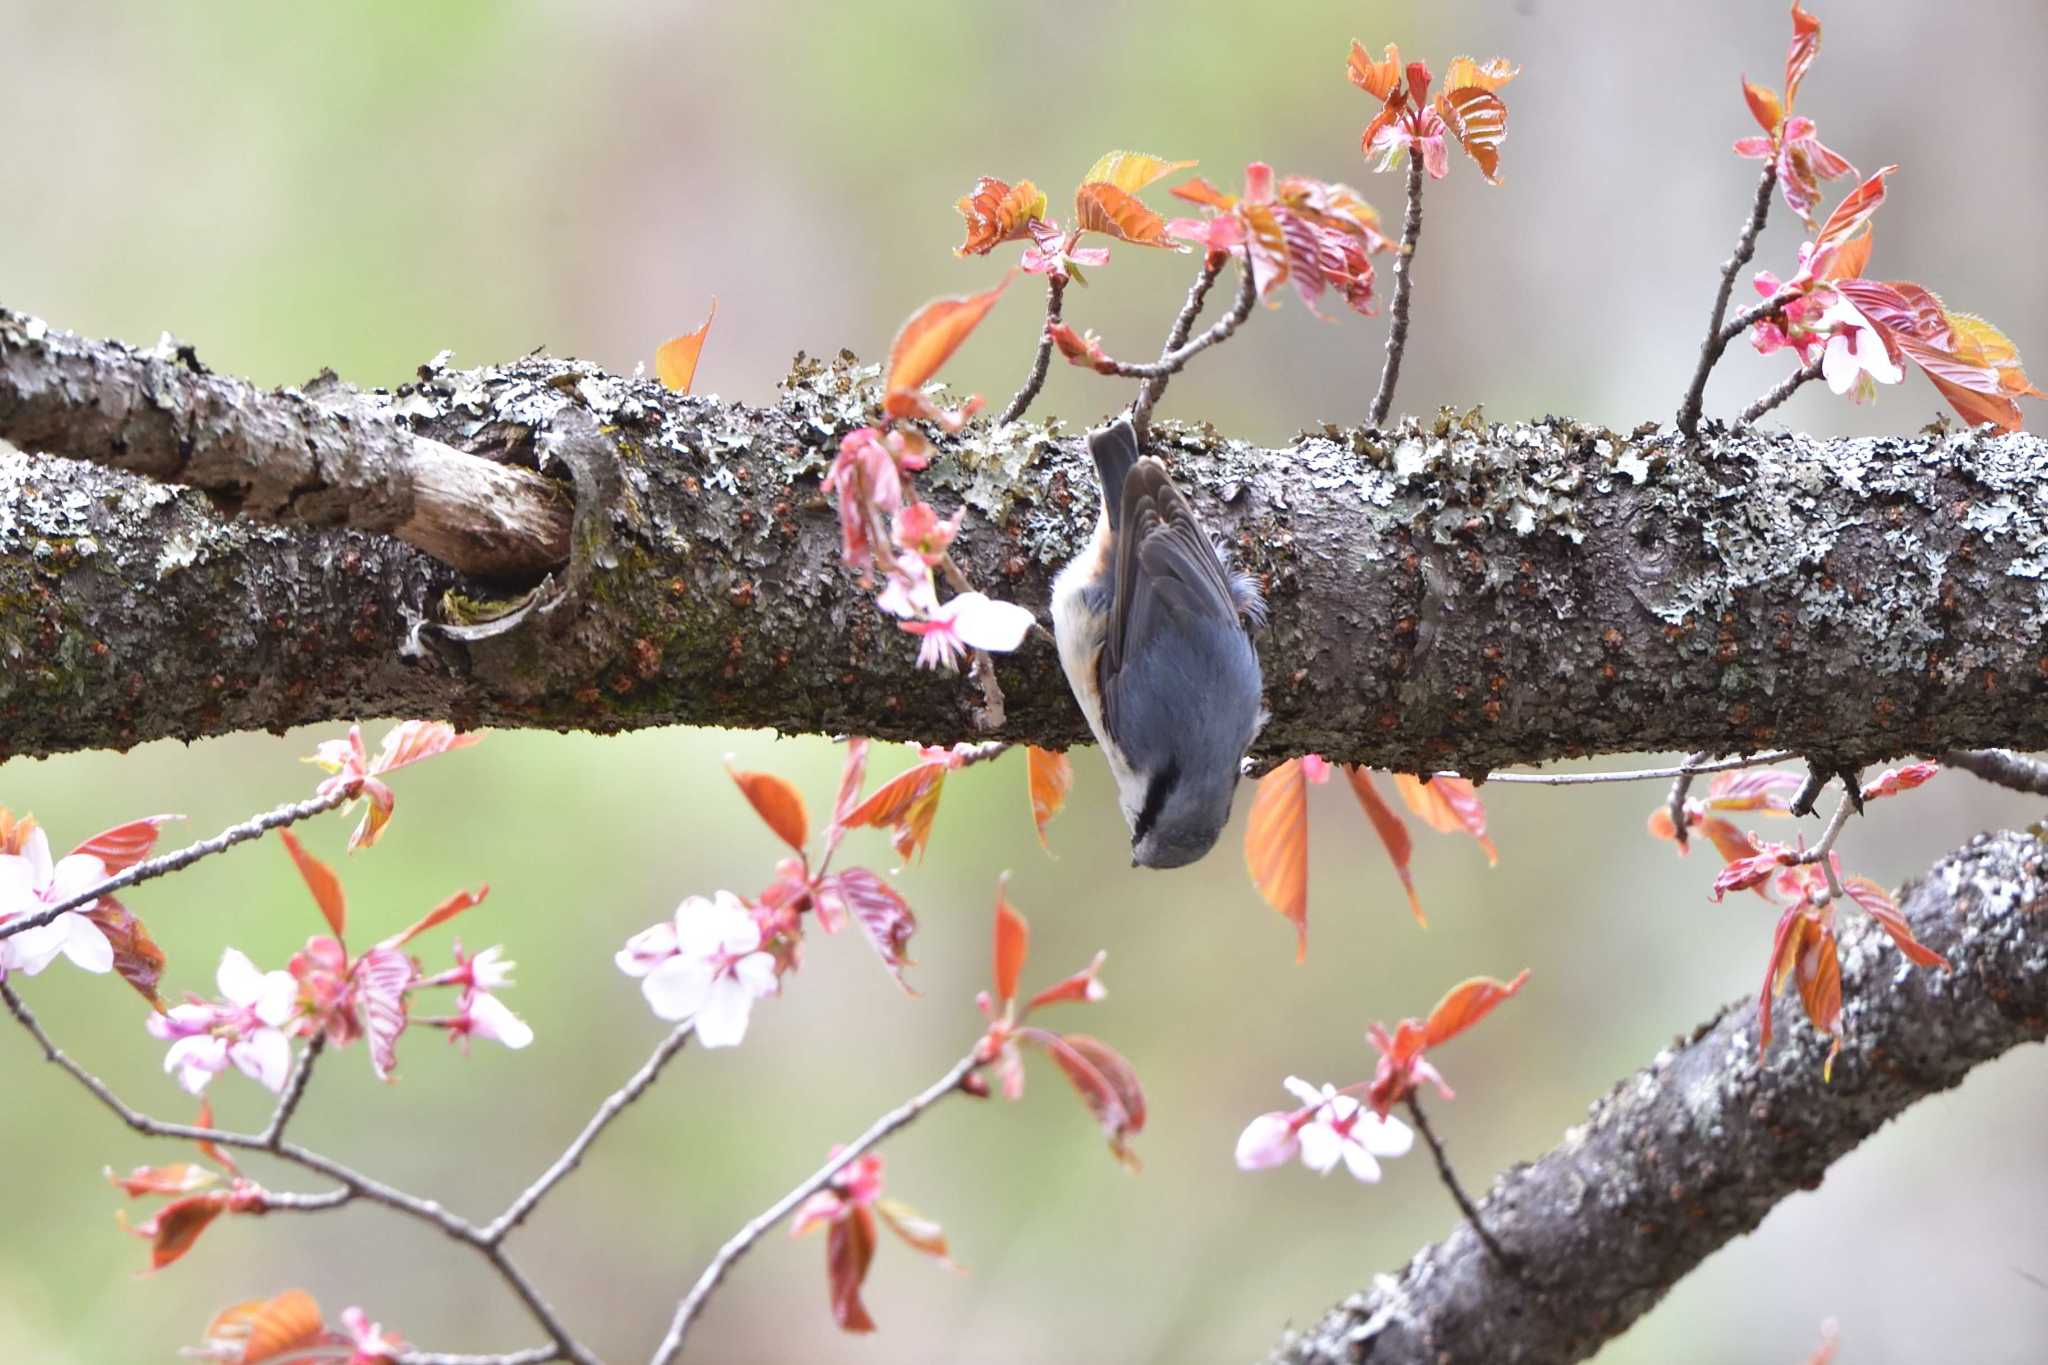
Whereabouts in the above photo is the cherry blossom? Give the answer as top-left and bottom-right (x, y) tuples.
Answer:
(1235, 1077), (1414, 1182)
(617, 891), (779, 1047)
(338, 1306), (406, 1364)
(874, 551), (940, 621)
(898, 592), (1036, 671)
(1814, 297), (1903, 400)
(427, 987), (533, 1052)
(147, 949), (300, 1094)
(0, 826), (112, 977)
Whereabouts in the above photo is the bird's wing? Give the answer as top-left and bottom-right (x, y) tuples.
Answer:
(1103, 458), (1241, 699)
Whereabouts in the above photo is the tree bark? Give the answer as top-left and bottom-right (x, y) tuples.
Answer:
(1264, 827), (2048, 1365)
(6, 303), (2048, 771)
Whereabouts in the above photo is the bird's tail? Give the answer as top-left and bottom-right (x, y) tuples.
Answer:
(1087, 416), (1142, 527)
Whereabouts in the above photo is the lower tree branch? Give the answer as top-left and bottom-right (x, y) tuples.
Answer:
(1265, 827), (2048, 1365)
(7, 303), (2048, 773)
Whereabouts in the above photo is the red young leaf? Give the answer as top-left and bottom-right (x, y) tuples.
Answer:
(194, 1099), (238, 1177)
(356, 945), (416, 1081)
(1244, 759), (1309, 961)
(1033, 1030), (1146, 1169)
(1421, 969), (1531, 1050)
(197, 1289), (326, 1365)
(954, 176), (1047, 257)
(1860, 761), (1938, 802)
(1812, 166), (1896, 262)
(1025, 746), (1072, 850)
(1434, 86), (1509, 184)
(278, 828), (347, 939)
(1704, 769), (1805, 813)
(1841, 876), (1949, 969)
(69, 815), (179, 875)
(1024, 949), (1107, 1013)
(883, 275), (1014, 420)
(840, 758), (949, 865)
(655, 297), (717, 394)
(1072, 182), (1175, 248)
(822, 736), (871, 864)
(993, 874), (1029, 1007)
(129, 1190), (233, 1271)
(826, 1204), (879, 1333)
(1711, 845), (1796, 901)
(107, 1162), (219, 1198)
(369, 720), (481, 776)
(1343, 767), (1425, 926)
(380, 885), (488, 952)
(875, 1197), (953, 1263)
(1392, 773), (1498, 864)
(1784, 0), (1822, 111)
(86, 896), (168, 1008)
(727, 764), (810, 854)
(817, 868), (918, 992)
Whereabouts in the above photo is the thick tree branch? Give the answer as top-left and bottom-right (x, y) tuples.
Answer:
(1265, 827), (2048, 1365)
(6, 304), (2048, 773)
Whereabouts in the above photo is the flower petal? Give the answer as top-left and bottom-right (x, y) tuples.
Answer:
(692, 976), (756, 1048)
(641, 956), (713, 1022)
(947, 594), (1037, 653)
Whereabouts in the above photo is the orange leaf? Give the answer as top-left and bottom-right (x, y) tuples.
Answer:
(107, 1162), (218, 1198)
(70, 815), (179, 875)
(1073, 182), (1175, 248)
(993, 874), (1029, 1006)
(1842, 876), (1949, 969)
(1819, 227), (1872, 282)
(1392, 774), (1498, 864)
(1244, 759), (1309, 961)
(1442, 55), (1518, 94)
(875, 1197), (954, 1264)
(198, 1289), (326, 1365)
(1743, 79), (1784, 136)
(1343, 767), (1425, 926)
(369, 719), (481, 775)
(86, 897), (168, 1008)
(194, 1099), (237, 1177)
(655, 297), (717, 394)
(129, 1191), (230, 1271)
(1435, 86), (1509, 185)
(822, 736), (870, 864)
(1025, 746), (1072, 851)
(1785, 0), (1822, 111)
(381, 885), (488, 952)
(1034, 1030), (1146, 1169)
(1421, 969), (1530, 1050)
(277, 829), (346, 939)
(1347, 40), (1405, 102)
(826, 1204), (878, 1332)
(1796, 924), (1843, 1041)
(1079, 150), (1195, 196)
(954, 177), (1047, 256)
(882, 275), (1013, 420)
(1812, 166), (1895, 261)
(726, 764), (809, 854)
(841, 760), (948, 865)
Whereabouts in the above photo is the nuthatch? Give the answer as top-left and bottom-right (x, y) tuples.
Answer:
(1051, 415), (1265, 868)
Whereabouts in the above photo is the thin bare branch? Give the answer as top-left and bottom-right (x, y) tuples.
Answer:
(1742, 358), (1824, 425)
(1071, 261), (1256, 382)
(1436, 751), (1796, 788)
(1367, 153), (1426, 429)
(1676, 163), (1778, 440)
(258, 1187), (355, 1212)
(259, 1034), (326, 1148)
(397, 1349), (561, 1365)
(486, 1023), (693, 1243)
(651, 1049), (982, 1364)
(997, 275), (1067, 426)
(0, 788), (352, 945)
(1940, 748), (2048, 796)
(1404, 1096), (1517, 1274)
(1131, 253), (1225, 440)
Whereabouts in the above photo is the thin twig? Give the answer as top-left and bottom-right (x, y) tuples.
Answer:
(3, 980), (599, 1365)
(1718, 294), (1784, 347)
(1796, 795), (1857, 904)
(1367, 153), (1426, 429)
(1079, 262), (1257, 382)
(650, 1049), (982, 1364)
(1131, 253), (1225, 440)
(0, 789), (352, 944)
(259, 1034), (326, 1148)
(486, 1023), (693, 1243)
(1676, 163), (1778, 441)
(1663, 752), (1708, 850)
(1404, 1096), (1517, 1273)
(397, 1349), (560, 1365)
(1940, 748), (2048, 796)
(258, 1187), (355, 1212)
(997, 275), (1067, 426)
(1741, 358), (1824, 426)
(1433, 750), (1796, 787)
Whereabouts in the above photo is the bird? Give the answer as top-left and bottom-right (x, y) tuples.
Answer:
(1050, 414), (1265, 868)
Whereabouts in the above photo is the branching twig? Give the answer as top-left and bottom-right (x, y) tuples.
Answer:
(1436, 751), (1796, 788)
(1367, 153), (1426, 429)
(1663, 752), (1708, 850)
(397, 1347), (561, 1365)
(485, 1023), (693, 1243)
(1676, 163), (1778, 441)
(1131, 253), (1225, 440)
(650, 1049), (983, 1364)
(1940, 748), (2048, 796)
(3, 980), (599, 1365)
(0, 788), (352, 945)
(259, 1034), (326, 1148)
(997, 275), (1067, 427)
(1742, 359), (1824, 426)
(1074, 261), (1257, 383)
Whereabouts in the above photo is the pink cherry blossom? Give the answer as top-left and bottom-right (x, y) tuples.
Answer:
(338, 1306), (406, 1364)
(147, 949), (299, 1094)
(1814, 297), (1903, 401)
(1234, 1077), (1414, 1183)
(891, 501), (963, 566)
(0, 826), (112, 977)
(790, 1152), (885, 1237)
(429, 988), (534, 1052)
(874, 550), (940, 621)
(898, 592), (1037, 671)
(620, 891), (779, 1047)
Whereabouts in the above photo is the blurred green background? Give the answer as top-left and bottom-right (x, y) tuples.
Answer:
(4, 2), (2046, 1362)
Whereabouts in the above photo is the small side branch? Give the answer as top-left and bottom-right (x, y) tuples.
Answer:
(650, 1049), (982, 1364)
(1941, 748), (2048, 796)
(1404, 1096), (1516, 1273)
(259, 1034), (326, 1148)
(0, 788), (352, 946)
(997, 275), (1068, 426)
(1675, 164), (1779, 441)
(1367, 154), (1426, 429)
(1131, 253), (1226, 440)
(1663, 752), (1708, 850)
(1742, 359), (1824, 426)
(1080, 263), (1257, 383)
(1437, 751), (1796, 788)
